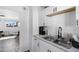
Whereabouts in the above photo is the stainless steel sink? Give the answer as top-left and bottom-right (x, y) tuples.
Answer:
(41, 35), (72, 49)
(42, 35), (57, 41)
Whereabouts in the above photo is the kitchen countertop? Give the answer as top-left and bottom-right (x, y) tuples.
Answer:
(34, 34), (79, 52)
(0, 36), (16, 40)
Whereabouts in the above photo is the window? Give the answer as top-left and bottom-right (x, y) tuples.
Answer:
(0, 19), (19, 27)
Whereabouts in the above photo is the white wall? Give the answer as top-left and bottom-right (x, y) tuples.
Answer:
(39, 10), (78, 37)
(0, 6), (31, 52)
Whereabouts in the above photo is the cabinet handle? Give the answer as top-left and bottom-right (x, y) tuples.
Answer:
(37, 43), (39, 47)
(47, 49), (51, 52)
(35, 39), (37, 40)
(77, 20), (78, 26)
(48, 49), (50, 52)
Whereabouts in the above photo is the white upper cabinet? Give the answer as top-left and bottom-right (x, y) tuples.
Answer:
(76, 6), (79, 26)
(46, 6), (75, 16)
(57, 6), (73, 12)
(44, 6), (56, 15)
(45, 6), (73, 15)
(39, 6), (76, 27)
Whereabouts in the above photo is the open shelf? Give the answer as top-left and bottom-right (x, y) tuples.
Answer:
(46, 7), (75, 17)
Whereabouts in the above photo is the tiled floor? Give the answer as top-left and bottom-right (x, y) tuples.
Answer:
(0, 38), (19, 52)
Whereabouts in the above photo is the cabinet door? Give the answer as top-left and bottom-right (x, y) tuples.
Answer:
(45, 6), (58, 15)
(44, 43), (66, 52)
(48, 44), (65, 52)
(32, 37), (40, 52)
(39, 40), (65, 52)
(45, 7), (54, 15)
(39, 40), (49, 52)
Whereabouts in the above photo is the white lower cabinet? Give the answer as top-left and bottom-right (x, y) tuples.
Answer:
(39, 39), (65, 52)
(32, 37), (40, 52)
(48, 44), (65, 52)
(39, 40), (50, 52)
(33, 36), (65, 52)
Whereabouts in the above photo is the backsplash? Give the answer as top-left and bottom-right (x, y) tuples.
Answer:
(44, 11), (79, 36)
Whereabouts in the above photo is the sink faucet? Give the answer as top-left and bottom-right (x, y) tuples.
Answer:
(58, 27), (62, 39)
